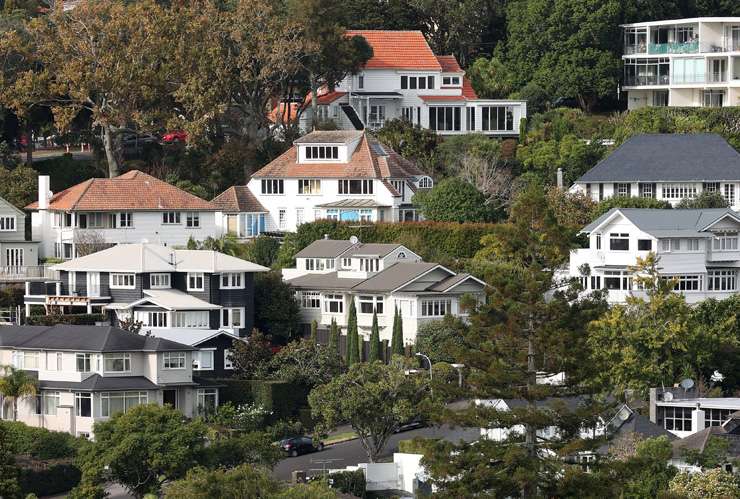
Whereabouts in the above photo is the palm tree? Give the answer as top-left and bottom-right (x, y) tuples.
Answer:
(0, 365), (38, 421)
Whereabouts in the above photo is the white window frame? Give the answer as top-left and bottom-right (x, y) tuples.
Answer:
(149, 273), (171, 289)
(6, 248), (24, 267)
(187, 272), (204, 291)
(185, 212), (200, 228)
(100, 391), (148, 418)
(713, 233), (739, 251)
(220, 272), (244, 289)
(420, 298), (453, 317)
(119, 212), (133, 228)
(110, 273), (136, 289)
(13, 350), (39, 370)
(172, 311), (209, 328)
(296, 290), (320, 309)
(338, 179), (374, 195)
(358, 295), (384, 315)
(221, 307), (245, 329)
(662, 183), (698, 200)
(224, 349), (234, 370)
(135, 310), (169, 328)
(305, 146), (339, 161)
(324, 294), (344, 314)
(609, 233), (630, 251)
(0, 216), (16, 232)
(261, 179), (284, 195)
(163, 352), (187, 370)
(103, 353), (132, 373)
(46, 352), (62, 371)
(192, 349), (215, 371)
(162, 211), (181, 224)
(75, 392), (92, 418)
(708, 270), (737, 291)
(76, 353), (93, 373)
(42, 391), (60, 416)
(278, 209), (287, 230)
(68, 271), (77, 294)
(196, 388), (218, 414)
(418, 176), (433, 189)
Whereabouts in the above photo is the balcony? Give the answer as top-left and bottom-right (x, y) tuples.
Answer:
(624, 74), (671, 87)
(649, 41), (699, 54)
(0, 265), (58, 282)
(708, 71), (727, 83)
(624, 44), (647, 55)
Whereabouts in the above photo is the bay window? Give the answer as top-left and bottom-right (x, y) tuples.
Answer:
(101, 391), (148, 417)
(713, 233), (738, 251)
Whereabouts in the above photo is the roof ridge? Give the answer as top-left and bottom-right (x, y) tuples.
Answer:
(70, 178), (96, 211)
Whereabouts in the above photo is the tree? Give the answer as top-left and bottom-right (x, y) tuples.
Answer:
(368, 311), (380, 362)
(270, 338), (343, 389)
(467, 55), (514, 99)
(201, 431), (283, 470)
(415, 316), (468, 364)
(681, 436), (731, 470)
(413, 178), (492, 223)
(346, 299), (359, 366)
(669, 468), (740, 498)
(616, 436), (678, 498)
(243, 236), (280, 268)
(72, 404), (208, 499)
(375, 119), (437, 174)
(186, 234), (242, 257)
(0, 424), (21, 499)
(73, 230), (108, 257)
(231, 329), (273, 380)
(254, 272), (301, 343)
(310, 320), (318, 344)
(0, 165), (36, 208)
(309, 362), (428, 462)
(591, 195), (672, 217)
(391, 306), (404, 356)
(329, 318), (339, 352)
(676, 191), (729, 209)
(0, 365), (37, 421)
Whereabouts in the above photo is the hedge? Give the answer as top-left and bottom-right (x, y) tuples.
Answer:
(327, 469), (366, 498)
(18, 463), (81, 497)
(216, 379), (309, 421)
(276, 220), (497, 269)
(26, 313), (106, 326)
(0, 421), (82, 459)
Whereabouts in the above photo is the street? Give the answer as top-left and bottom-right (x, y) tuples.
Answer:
(272, 425), (480, 481)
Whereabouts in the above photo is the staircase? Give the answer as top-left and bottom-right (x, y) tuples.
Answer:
(340, 104), (365, 130)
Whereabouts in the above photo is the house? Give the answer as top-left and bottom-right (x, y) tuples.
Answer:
(569, 207), (740, 304)
(569, 134), (740, 210)
(0, 324), (221, 438)
(210, 186), (269, 239)
(670, 412), (740, 473)
(0, 194), (44, 281)
(288, 30), (526, 136)
(596, 404), (676, 456)
(27, 171), (222, 260)
(621, 17), (740, 108)
(283, 237), (486, 345)
(23, 243), (269, 342)
(235, 130), (433, 233)
(649, 386), (740, 439)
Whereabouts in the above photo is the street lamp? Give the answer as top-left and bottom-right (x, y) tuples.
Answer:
(415, 352), (433, 398)
(450, 363), (465, 387)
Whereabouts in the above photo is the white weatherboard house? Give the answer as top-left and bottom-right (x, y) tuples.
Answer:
(27, 171), (222, 259)
(237, 130), (433, 233)
(569, 207), (740, 304)
(0, 325), (220, 438)
(621, 17), (740, 108)
(289, 30), (526, 136)
(569, 133), (740, 210)
(283, 237), (486, 345)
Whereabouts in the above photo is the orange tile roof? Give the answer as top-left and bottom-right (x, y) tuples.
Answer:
(462, 76), (479, 99)
(26, 170), (218, 211)
(211, 186), (266, 213)
(419, 94), (466, 102)
(268, 102), (300, 124)
(436, 55), (463, 73)
(346, 30), (441, 71)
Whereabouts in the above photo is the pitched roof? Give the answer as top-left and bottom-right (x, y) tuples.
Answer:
(131, 289), (222, 311)
(576, 133), (740, 183)
(146, 328), (241, 347)
(295, 240), (356, 258)
(294, 130), (364, 144)
(351, 262), (440, 292)
(436, 55), (463, 73)
(582, 208), (738, 237)
(211, 186), (266, 213)
(344, 243), (402, 257)
(287, 272), (366, 291)
(346, 30), (441, 70)
(39, 374), (162, 392)
(419, 76), (478, 101)
(26, 170), (218, 211)
(0, 325), (194, 352)
(51, 243), (269, 273)
(462, 77), (479, 99)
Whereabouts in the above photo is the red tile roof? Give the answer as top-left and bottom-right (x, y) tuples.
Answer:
(462, 77), (479, 99)
(211, 186), (266, 213)
(436, 55), (463, 73)
(26, 170), (218, 211)
(419, 94), (466, 102)
(346, 30), (441, 71)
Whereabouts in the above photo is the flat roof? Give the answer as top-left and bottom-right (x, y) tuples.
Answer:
(657, 398), (740, 410)
(621, 17), (740, 27)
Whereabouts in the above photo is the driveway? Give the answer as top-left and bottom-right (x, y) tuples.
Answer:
(272, 425), (480, 481)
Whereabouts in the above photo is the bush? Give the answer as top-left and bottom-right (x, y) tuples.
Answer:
(216, 379), (308, 422)
(32, 155), (103, 192)
(0, 421), (81, 459)
(398, 437), (436, 454)
(327, 469), (366, 497)
(592, 196), (672, 218)
(18, 464), (81, 497)
(25, 314), (106, 326)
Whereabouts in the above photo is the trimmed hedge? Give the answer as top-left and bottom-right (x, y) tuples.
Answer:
(276, 220), (497, 269)
(327, 469), (366, 497)
(18, 463), (81, 497)
(217, 379), (309, 421)
(1, 421), (81, 459)
(26, 313), (106, 326)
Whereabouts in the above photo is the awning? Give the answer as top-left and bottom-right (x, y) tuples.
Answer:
(350, 91), (403, 98)
(317, 199), (390, 208)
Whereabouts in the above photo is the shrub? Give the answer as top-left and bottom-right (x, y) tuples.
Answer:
(25, 314), (106, 326)
(18, 464), (81, 497)
(0, 421), (81, 459)
(327, 469), (366, 497)
(217, 379), (308, 422)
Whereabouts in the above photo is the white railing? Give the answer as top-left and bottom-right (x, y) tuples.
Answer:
(0, 265), (58, 281)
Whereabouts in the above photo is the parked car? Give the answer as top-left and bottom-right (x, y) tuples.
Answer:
(395, 416), (426, 433)
(162, 130), (188, 143)
(280, 436), (324, 457)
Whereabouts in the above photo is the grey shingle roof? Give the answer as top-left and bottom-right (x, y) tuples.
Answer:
(582, 208), (738, 236)
(287, 272), (366, 290)
(576, 133), (740, 182)
(344, 243), (402, 257)
(294, 130), (364, 144)
(0, 325), (194, 352)
(295, 240), (356, 259)
(352, 262), (438, 292)
(39, 374), (162, 392)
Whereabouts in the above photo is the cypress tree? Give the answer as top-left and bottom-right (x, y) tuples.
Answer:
(310, 319), (318, 344)
(369, 311), (380, 362)
(391, 306), (404, 356)
(329, 318), (339, 352)
(347, 299), (359, 366)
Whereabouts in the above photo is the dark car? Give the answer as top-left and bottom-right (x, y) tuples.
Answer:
(394, 416), (426, 433)
(280, 436), (324, 457)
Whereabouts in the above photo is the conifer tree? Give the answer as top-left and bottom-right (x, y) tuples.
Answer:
(329, 318), (339, 352)
(369, 311), (381, 362)
(310, 319), (318, 344)
(346, 300), (359, 366)
(391, 306), (404, 356)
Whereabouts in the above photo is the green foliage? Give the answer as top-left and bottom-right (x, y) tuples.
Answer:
(230, 330), (273, 380)
(669, 469), (740, 498)
(676, 191), (729, 209)
(164, 465), (281, 499)
(18, 464), (81, 498)
(329, 318), (339, 353)
(391, 306), (403, 356)
(201, 431), (282, 470)
(326, 469), (366, 497)
(368, 312), (380, 362)
(0, 286), (23, 308)
(0, 367), (37, 422)
(398, 437), (435, 454)
(346, 299), (359, 367)
(682, 436), (731, 470)
(242, 236), (281, 268)
(692, 295), (740, 392)
(310, 320), (318, 344)
(374, 118), (437, 173)
(0, 165), (36, 208)
(25, 314), (105, 326)
(517, 133), (607, 186)
(32, 156), (102, 193)
(205, 402), (272, 433)
(0, 424), (21, 499)
(415, 316), (469, 364)
(466, 55), (513, 99)
(511, 81), (549, 115)
(413, 178), (492, 223)
(270, 338), (344, 389)
(254, 272), (301, 343)
(0, 421), (81, 459)
(592, 196), (672, 217)
(617, 436), (678, 499)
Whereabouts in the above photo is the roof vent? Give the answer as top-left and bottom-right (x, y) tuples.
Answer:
(349, 235), (359, 244)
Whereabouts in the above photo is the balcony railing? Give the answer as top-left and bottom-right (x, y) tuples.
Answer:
(708, 71), (727, 83)
(624, 74), (671, 86)
(649, 41), (699, 54)
(624, 44), (647, 55)
(0, 265), (58, 282)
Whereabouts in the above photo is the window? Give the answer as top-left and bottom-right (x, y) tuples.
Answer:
(338, 179), (373, 195)
(326, 209), (339, 221)
(278, 209), (287, 230)
(401, 75), (408, 89)
(442, 76), (461, 85)
(187, 272), (204, 291)
(595, 234), (602, 250)
(418, 177), (433, 189)
(358, 75), (364, 89)
(481, 106), (514, 131)
(724, 184), (735, 206)
(75, 393), (91, 417)
(671, 57), (704, 84)
(638, 239), (652, 251)
(150, 273), (171, 289)
(119, 212), (133, 228)
(705, 408), (732, 428)
(466, 107), (475, 131)
(220, 272), (244, 289)
(0, 216), (15, 232)
(101, 391), (148, 417)
(305, 146), (339, 160)
(46, 352), (62, 371)
(261, 179), (284, 194)
(172, 311), (209, 328)
(359, 295), (384, 314)
(708, 270), (736, 291)
(652, 90), (669, 106)
(297, 291), (320, 309)
(186, 212), (200, 228)
(703, 89), (725, 108)
(324, 294), (344, 314)
(359, 209), (372, 222)
(224, 349), (234, 370)
(359, 258), (379, 272)
(6, 248), (23, 267)
(298, 179), (321, 194)
(713, 233), (738, 251)
(192, 350), (214, 370)
(163, 352), (187, 369)
(162, 212), (181, 224)
(245, 213), (266, 237)
(110, 273), (135, 289)
(704, 182), (720, 193)
(686, 239), (700, 251)
(135, 311), (169, 328)
(604, 270), (631, 290)
(590, 276), (602, 290)
(401, 106), (414, 122)
(615, 183), (631, 197)
(197, 389), (218, 414)
(104, 353), (131, 372)
(421, 299), (452, 317)
(13, 351), (39, 370)
(429, 106), (462, 131)
(665, 274), (702, 291)
(661, 239), (682, 252)
(663, 406), (692, 432)
(296, 208), (304, 226)
(304, 258), (326, 271)
(609, 233), (629, 251)
(221, 307), (244, 328)
(42, 392), (60, 416)
(638, 183), (655, 198)
(342, 258), (352, 269)
(428, 76), (435, 88)
(662, 183), (698, 200)
(76, 353), (93, 372)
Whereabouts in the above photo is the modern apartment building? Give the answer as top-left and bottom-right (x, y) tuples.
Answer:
(621, 17), (740, 108)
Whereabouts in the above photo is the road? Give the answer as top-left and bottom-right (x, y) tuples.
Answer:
(272, 425), (480, 481)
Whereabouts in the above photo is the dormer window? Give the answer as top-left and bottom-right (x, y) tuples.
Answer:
(306, 146), (338, 160)
(418, 176), (433, 189)
(442, 76), (461, 86)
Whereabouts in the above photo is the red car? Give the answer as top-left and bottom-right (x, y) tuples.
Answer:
(162, 130), (188, 143)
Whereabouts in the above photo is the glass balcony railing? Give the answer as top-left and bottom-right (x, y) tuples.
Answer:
(624, 74), (671, 86)
(649, 41), (699, 54)
(708, 72), (727, 83)
(624, 44), (647, 55)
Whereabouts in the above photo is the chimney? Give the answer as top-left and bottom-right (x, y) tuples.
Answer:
(691, 403), (705, 432)
(556, 168), (564, 190)
(38, 175), (51, 210)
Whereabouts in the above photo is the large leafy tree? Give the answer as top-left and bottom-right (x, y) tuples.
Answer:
(0, 365), (37, 421)
(412, 177), (492, 223)
(253, 272), (301, 343)
(270, 338), (343, 389)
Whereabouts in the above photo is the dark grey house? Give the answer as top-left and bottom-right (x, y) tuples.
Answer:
(569, 133), (740, 209)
